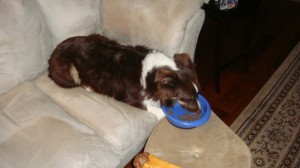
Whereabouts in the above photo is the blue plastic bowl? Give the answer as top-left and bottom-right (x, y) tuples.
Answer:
(161, 94), (211, 129)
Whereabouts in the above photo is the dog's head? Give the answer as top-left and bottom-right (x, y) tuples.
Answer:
(151, 53), (201, 113)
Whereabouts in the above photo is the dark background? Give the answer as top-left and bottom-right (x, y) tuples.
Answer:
(194, 0), (300, 125)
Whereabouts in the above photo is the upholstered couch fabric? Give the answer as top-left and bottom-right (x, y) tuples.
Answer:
(101, 0), (205, 59)
(0, 82), (121, 167)
(36, 0), (102, 45)
(34, 73), (158, 151)
(144, 114), (251, 168)
(0, 0), (52, 96)
(0, 0), (205, 167)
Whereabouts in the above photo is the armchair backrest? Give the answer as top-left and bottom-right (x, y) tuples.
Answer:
(0, 0), (51, 95)
(36, 0), (102, 45)
(0, 0), (101, 96)
(0, 0), (204, 96)
(101, 0), (204, 59)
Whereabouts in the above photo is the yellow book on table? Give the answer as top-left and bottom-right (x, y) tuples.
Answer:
(133, 152), (181, 168)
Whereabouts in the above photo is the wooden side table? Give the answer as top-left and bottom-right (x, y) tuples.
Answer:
(200, 0), (261, 93)
(144, 112), (251, 168)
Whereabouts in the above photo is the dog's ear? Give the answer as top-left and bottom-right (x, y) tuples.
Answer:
(174, 53), (192, 68)
(155, 69), (176, 87)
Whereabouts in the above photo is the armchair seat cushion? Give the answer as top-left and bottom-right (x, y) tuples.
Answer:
(0, 74), (158, 168)
(0, 82), (120, 167)
(34, 73), (158, 150)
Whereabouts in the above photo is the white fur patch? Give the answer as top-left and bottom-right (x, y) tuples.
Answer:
(140, 51), (178, 88)
(143, 99), (165, 120)
(70, 64), (80, 84)
(192, 82), (201, 111)
(83, 86), (93, 92)
(192, 82), (199, 93)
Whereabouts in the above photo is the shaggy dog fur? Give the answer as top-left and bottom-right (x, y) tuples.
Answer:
(48, 34), (201, 113)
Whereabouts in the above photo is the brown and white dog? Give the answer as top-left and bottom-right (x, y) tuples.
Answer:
(48, 34), (201, 119)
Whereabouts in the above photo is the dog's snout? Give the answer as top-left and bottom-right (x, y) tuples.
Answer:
(178, 98), (201, 113)
(188, 102), (201, 113)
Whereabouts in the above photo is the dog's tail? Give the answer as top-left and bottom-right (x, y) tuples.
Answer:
(48, 47), (80, 88)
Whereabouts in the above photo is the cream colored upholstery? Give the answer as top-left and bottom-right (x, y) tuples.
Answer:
(0, 82), (122, 167)
(101, 0), (205, 59)
(34, 73), (157, 151)
(144, 114), (251, 168)
(0, 0), (205, 167)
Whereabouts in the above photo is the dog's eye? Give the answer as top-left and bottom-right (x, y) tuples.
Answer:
(165, 99), (174, 106)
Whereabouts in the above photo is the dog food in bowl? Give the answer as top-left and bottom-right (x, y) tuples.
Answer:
(161, 94), (211, 129)
(179, 112), (201, 121)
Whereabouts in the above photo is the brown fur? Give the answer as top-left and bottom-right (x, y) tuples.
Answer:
(48, 34), (201, 112)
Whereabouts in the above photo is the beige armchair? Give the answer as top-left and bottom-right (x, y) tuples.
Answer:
(0, 0), (205, 167)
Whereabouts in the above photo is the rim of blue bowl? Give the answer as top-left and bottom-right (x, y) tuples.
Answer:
(161, 94), (211, 129)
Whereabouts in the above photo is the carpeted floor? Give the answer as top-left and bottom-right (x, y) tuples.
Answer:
(231, 41), (300, 168)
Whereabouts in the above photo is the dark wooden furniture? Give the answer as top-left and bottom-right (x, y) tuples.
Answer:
(201, 0), (261, 93)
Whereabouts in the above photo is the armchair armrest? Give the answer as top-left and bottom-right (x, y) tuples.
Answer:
(100, 0), (205, 60)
